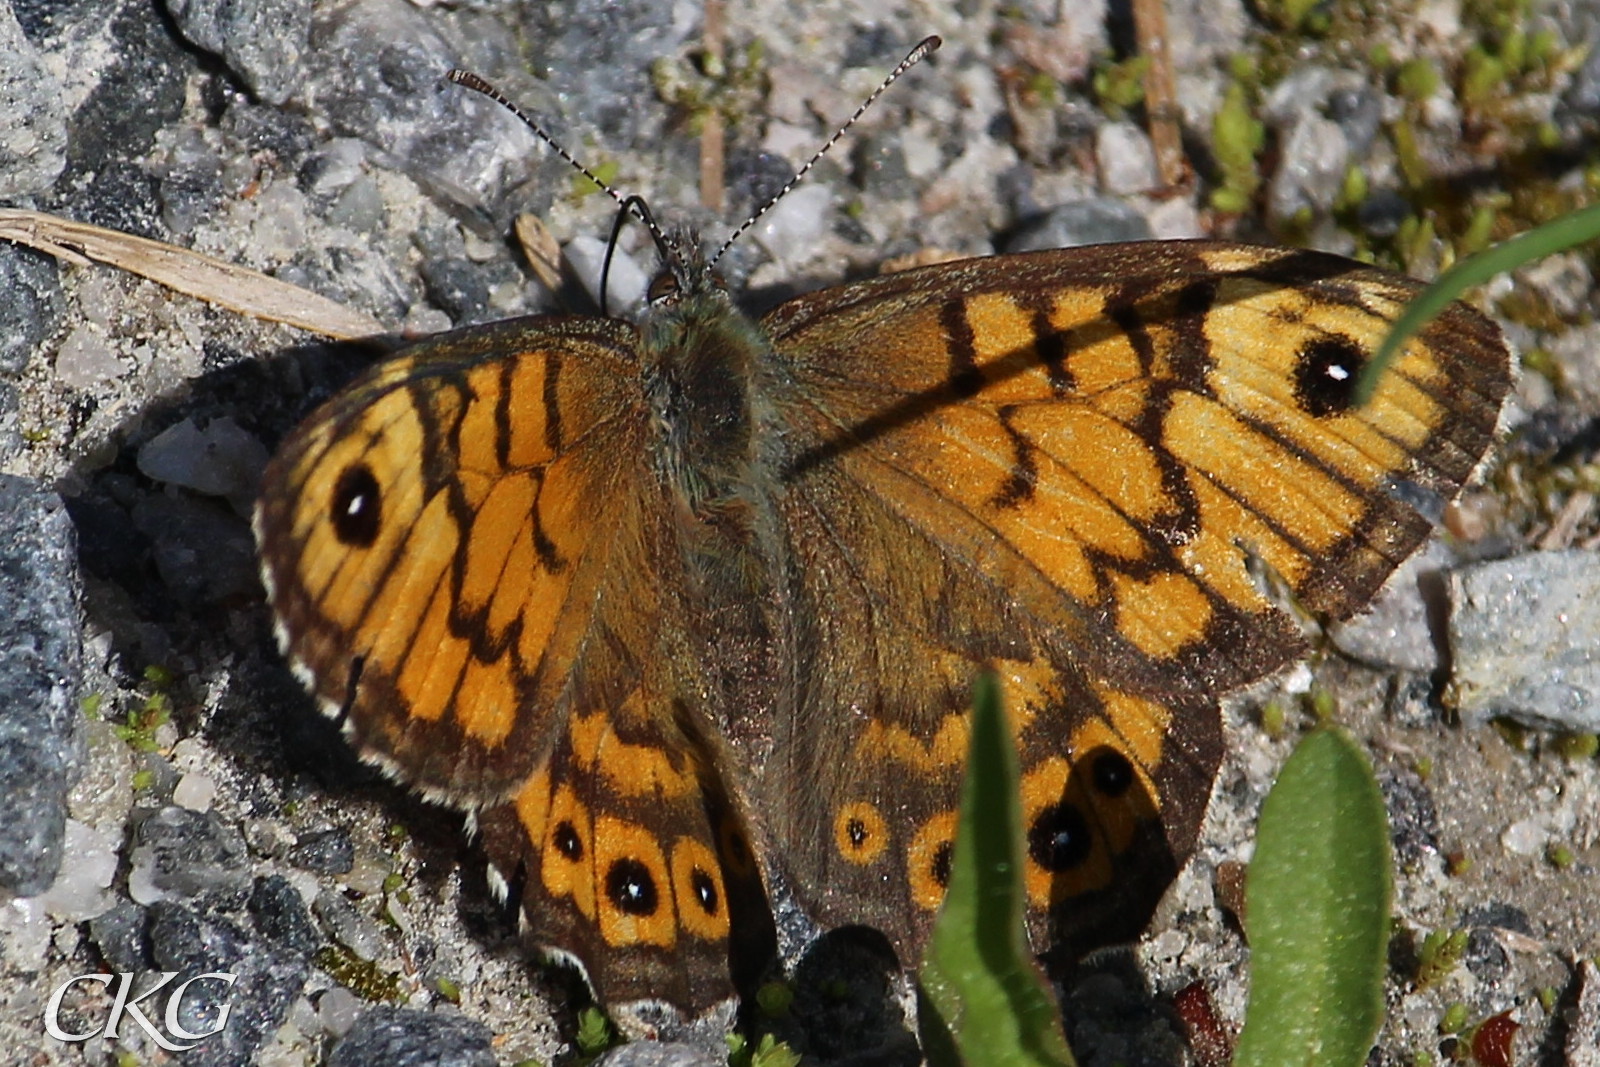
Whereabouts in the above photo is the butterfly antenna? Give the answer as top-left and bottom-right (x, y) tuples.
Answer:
(708, 34), (942, 269)
(446, 69), (669, 252)
(601, 195), (668, 314)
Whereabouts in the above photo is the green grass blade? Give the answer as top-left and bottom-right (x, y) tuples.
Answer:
(917, 673), (1076, 1067)
(1234, 729), (1393, 1067)
(1357, 202), (1600, 404)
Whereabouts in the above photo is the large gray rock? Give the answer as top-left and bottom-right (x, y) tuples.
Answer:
(0, 475), (82, 897)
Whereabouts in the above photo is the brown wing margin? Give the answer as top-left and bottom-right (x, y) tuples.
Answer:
(254, 315), (647, 803)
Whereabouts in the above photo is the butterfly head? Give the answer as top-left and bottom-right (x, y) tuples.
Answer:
(643, 227), (732, 311)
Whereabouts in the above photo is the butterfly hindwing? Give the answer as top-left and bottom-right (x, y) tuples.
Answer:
(256, 314), (779, 1013)
(762, 442), (1224, 960)
(475, 682), (775, 1012)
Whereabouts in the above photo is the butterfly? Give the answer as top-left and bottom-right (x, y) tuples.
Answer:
(254, 226), (1510, 1015)
(252, 41), (1511, 1019)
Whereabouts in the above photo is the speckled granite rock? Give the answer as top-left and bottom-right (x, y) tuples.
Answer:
(0, 475), (81, 897)
(325, 1006), (494, 1067)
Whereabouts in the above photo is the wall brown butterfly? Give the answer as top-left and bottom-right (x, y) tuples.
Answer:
(253, 40), (1511, 1019)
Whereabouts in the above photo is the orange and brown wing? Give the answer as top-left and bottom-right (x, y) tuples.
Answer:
(254, 315), (647, 802)
(473, 681), (776, 1013)
(255, 314), (775, 1012)
(758, 240), (1510, 961)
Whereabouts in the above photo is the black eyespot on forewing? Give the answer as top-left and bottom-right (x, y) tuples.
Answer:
(606, 858), (659, 916)
(932, 840), (953, 889)
(330, 464), (382, 546)
(1294, 336), (1367, 417)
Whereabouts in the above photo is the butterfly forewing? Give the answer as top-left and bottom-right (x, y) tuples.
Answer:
(256, 318), (651, 800)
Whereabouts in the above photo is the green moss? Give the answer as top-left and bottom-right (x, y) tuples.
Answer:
(650, 35), (769, 138)
(1553, 733), (1599, 760)
(574, 1007), (618, 1058)
(1497, 285), (1574, 334)
(1394, 58), (1440, 101)
(1395, 213), (1437, 274)
(1210, 81), (1265, 212)
(1255, 0), (1323, 31)
(1334, 164), (1368, 216)
(1492, 718), (1530, 751)
(1259, 699), (1288, 740)
(1547, 843), (1576, 869)
(1092, 54), (1150, 115)
(1439, 1000), (1470, 1033)
(1389, 119), (1429, 194)
(1305, 686), (1338, 725)
(1415, 928), (1469, 990)
(1460, 45), (1506, 107)
(755, 979), (794, 1019)
(1457, 205), (1497, 255)
(569, 159), (620, 200)
(728, 1033), (802, 1067)
(1023, 69), (1059, 107)
(114, 691), (172, 754)
(313, 946), (405, 1002)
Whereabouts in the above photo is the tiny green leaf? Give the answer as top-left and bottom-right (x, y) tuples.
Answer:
(574, 1007), (616, 1056)
(918, 673), (1076, 1066)
(1234, 728), (1392, 1067)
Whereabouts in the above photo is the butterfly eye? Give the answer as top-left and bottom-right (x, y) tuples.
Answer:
(647, 272), (681, 304)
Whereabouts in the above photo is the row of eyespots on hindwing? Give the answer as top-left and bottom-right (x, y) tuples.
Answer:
(509, 764), (748, 951)
(826, 744), (1157, 918)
